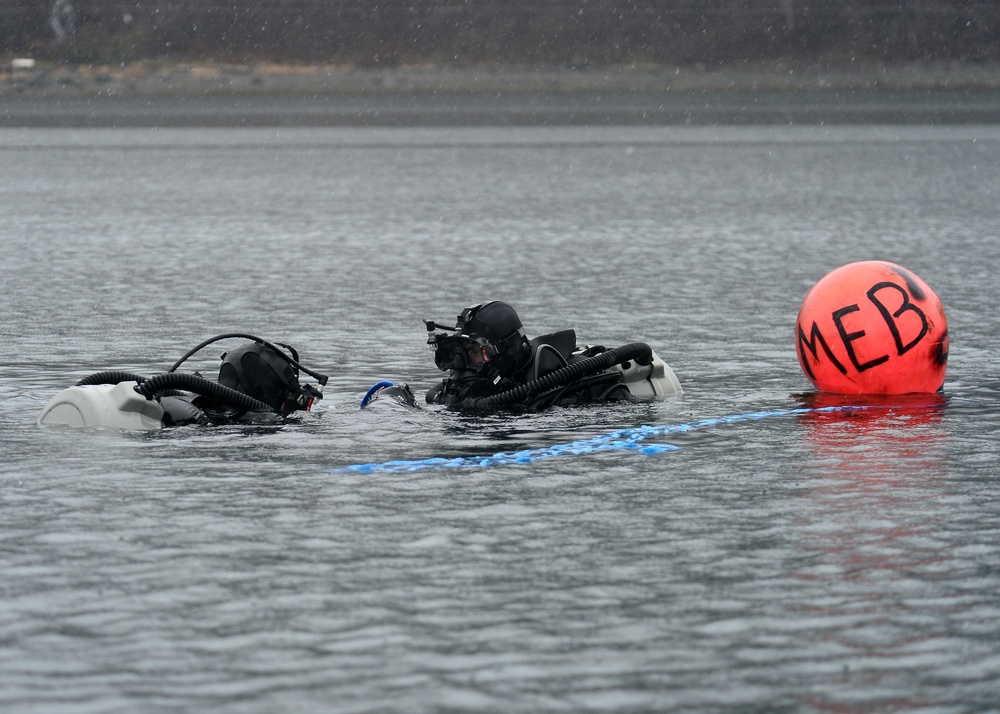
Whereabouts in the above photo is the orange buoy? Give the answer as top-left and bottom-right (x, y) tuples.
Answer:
(795, 261), (948, 394)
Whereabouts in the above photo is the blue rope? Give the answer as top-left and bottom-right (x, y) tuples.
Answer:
(337, 404), (869, 474)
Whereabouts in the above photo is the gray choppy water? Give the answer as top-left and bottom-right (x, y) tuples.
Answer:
(2, 121), (1000, 712)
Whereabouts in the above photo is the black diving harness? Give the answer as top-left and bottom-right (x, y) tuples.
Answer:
(75, 333), (329, 416)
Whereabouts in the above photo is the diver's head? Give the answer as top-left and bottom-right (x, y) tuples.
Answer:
(425, 301), (531, 379)
(217, 342), (319, 414)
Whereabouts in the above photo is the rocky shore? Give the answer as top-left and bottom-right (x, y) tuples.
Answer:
(4, 59), (999, 127)
(4, 59), (1000, 98)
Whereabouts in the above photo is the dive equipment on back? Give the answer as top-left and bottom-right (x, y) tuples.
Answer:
(423, 302), (682, 411)
(37, 333), (328, 430)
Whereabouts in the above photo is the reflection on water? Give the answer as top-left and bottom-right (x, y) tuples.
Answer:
(789, 393), (991, 712)
(2, 123), (1000, 712)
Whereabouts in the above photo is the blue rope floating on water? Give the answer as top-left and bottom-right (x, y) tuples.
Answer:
(338, 404), (870, 475)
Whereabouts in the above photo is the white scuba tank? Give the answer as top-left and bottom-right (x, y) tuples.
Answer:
(612, 348), (682, 398)
(37, 381), (164, 430)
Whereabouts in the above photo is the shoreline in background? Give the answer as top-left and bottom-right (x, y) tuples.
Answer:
(4, 60), (999, 127)
(4, 59), (1000, 98)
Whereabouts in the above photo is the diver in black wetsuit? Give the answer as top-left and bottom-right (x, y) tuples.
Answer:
(60, 334), (327, 428)
(423, 301), (635, 411)
(158, 338), (325, 426)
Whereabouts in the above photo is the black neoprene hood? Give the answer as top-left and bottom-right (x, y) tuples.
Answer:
(462, 301), (523, 344)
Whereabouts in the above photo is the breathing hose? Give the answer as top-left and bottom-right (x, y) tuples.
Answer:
(75, 370), (274, 413)
(167, 332), (329, 386)
(136, 373), (274, 413)
(526, 370), (623, 411)
(76, 371), (147, 387)
(465, 342), (653, 410)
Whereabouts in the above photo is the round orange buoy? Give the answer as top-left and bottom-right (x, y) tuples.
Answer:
(795, 261), (948, 394)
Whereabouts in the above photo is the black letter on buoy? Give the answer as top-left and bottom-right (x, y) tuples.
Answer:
(833, 304), (890, 373)
(867, 281), (928, 356)
(797, 321), (848, 378)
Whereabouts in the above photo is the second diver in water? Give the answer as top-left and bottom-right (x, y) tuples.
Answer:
(420, 301), (680, 411)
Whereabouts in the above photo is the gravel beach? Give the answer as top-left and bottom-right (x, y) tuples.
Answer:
(5, 60), (1000, 96)
(3, 60), (999, 126)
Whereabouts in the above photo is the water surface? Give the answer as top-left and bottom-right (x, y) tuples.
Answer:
(2, 118), (999, 712)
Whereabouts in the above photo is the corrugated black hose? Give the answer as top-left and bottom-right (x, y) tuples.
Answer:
(75, 371), (274, 413)
(76, 371), (147, 387)
(465, 342), (653, 410)
(136, 373), (274, 412)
